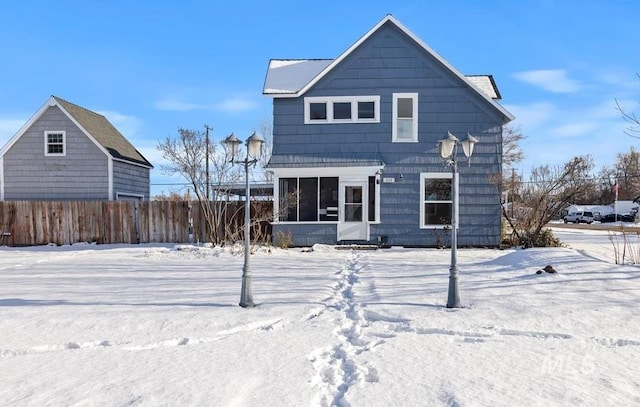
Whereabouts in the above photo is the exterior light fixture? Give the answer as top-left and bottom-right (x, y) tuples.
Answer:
(437, 131), (478, 308)
(222, 131), (264, 308)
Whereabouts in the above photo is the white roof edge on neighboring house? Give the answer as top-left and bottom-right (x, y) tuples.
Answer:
(265, 14), (514, 122)
(0, 97), (55, 158)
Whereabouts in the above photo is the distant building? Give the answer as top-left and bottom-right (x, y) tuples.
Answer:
(0, 96), (152, 201)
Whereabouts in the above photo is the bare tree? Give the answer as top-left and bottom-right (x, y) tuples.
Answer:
(257, 119), (273, 181)
(157, 127), (240, 244)
(616, 74), (640, 137)
(502, 124), (526, 170)
(592, 165), (617, 204)
(497, 125), (527, 220)
(506, 156), (595, 247)
(615, 147), (640, 200)
(617, 100), (640, 137)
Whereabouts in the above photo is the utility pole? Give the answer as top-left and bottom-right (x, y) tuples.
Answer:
(204, 125), (213, 201)
(511, 167), (516, 220)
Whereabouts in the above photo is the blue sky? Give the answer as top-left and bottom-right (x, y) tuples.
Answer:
(1, 0), (638, 196)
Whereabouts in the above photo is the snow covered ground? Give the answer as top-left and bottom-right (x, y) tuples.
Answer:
(1, 227), (639, 406)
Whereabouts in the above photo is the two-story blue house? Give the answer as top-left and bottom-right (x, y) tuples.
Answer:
(263, 15), (514, 247)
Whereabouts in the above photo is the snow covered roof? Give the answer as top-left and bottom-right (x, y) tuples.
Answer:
(264, 60), (501, 100)
(263, 59), (333, 95)
(465, 75), (501, 100)
(262, 15), (513, 120)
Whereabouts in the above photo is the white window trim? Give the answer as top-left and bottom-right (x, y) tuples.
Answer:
(392, 93), (418, 142)
(304, 96), (380, 124)
(271, 166), (384, 224)
(420, 172), (457, 229)
(44, 131), (66, 156)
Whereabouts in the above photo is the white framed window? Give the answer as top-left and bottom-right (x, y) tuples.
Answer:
(304, 96), (380, 124)
(392, 93), (418, 142)
(45, 131), (66, 156)
(420, 172), (457, 229)
(278, 176), (339, 222)
(272, 166), (383, 224)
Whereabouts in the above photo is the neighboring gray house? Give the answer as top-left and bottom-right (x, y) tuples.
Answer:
(263, 15), (514, 247)
(0, 95), (153, 201)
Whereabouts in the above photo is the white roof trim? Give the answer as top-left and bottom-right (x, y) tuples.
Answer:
(267, 14), (514, 121)
(0, 96), (112, 159)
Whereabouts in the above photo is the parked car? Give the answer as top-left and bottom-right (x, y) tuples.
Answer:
(599, 213), (636, 223)
(563, 211), (594, 224)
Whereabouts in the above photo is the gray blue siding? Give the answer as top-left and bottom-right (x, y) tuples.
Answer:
(3, 106), (109, 200)
(273, 224), (338, 247)
(113, 160), (150, 200)
(2, 105), (151, 201)
(271, 21), (506, 247)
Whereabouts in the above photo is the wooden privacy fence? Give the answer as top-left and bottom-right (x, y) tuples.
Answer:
(0, 201), (273, 246)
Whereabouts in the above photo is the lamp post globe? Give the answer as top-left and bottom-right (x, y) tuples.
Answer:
(246, 131), (264, 159)
(461, 133), (479, 161)
(223, 132), (264, 308)
(437, 131), (476, 308)
(438, 131), (459, 159)
(222, 133), (242, 160)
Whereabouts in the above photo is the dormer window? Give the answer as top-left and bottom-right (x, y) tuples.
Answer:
(45, 131), (66, 156)
(305, 96), (380, 124)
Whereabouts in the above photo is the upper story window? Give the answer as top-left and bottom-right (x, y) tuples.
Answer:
(393, 93), (418, 142)
(45, 131), (66, 156)
(420, 172), (456, 229)
(309, 103), (327, 120)
(304, 96), (380, 124)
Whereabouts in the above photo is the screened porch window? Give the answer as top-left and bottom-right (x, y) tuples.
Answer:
(279, 177), (338, 222)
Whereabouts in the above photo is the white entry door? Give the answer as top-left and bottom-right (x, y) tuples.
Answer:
(337, 182), (369, 241)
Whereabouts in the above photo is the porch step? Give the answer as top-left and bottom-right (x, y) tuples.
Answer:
(334, 244), (379, 251)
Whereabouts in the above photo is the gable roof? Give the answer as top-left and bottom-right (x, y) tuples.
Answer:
(265, 60), (501, 100)
(263, 14), (514, 121)
(1, 96), (152, 168)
